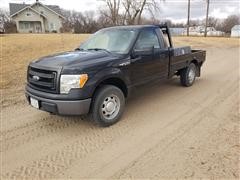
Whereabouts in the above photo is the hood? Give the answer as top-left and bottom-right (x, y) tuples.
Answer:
(33, 50), (118, 68)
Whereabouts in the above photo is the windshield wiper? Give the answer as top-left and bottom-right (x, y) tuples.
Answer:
(75, 47), (85, 51)
(87, 48), (111, 54)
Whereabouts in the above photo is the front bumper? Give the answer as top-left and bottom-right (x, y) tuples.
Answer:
(26, 91), (91, 115)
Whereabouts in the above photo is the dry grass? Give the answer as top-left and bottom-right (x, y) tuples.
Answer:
(0, 34), (239, 107)
(1, 34), (90, 88)
(1, 34), (90, 107)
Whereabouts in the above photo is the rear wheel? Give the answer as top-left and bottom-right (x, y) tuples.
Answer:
(180, 63), (197, 87)
(91, 85), (125, 127)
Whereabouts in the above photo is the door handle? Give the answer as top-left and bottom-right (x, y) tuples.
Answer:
(159, 54), (166, 58)
(131, 57), (141, 63)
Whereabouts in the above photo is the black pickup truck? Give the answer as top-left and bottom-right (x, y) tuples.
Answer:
(26, 25), (206, 126)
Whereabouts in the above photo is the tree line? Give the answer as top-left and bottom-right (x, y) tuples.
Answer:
(60, 0), (164, 33)
(0, 0), (239, 34)
(61, 9), (239, 34)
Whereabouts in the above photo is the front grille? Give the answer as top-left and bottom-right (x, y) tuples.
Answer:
(28, 66), (58, 93)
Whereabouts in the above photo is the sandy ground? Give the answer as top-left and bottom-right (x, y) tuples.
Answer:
(0, 35), (240, 179)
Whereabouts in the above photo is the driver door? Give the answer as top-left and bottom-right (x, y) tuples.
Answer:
(130, 28), (162, 86)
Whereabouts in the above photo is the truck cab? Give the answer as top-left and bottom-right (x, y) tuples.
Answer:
(26, 25), (206, 126)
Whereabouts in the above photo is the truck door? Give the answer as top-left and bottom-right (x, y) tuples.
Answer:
(130, 28), (169, 86)
(155, 28), (170, 78)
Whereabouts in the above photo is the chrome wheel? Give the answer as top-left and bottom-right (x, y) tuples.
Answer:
(101, 95), (120, 120)
(188, 68), (195, 84)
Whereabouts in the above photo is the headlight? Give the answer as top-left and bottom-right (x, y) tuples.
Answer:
(60, 74), (88, 94)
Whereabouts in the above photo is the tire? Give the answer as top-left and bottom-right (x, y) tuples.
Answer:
(180, 63), (197, 87)
(91, 85), (125, 127)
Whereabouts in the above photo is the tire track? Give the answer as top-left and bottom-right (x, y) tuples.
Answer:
(1, 76), (212, 177)
(3, 68), (237, 178)
(1, 114), (87, 152)
(83, 79), (238, 178)
(113, 84), (238, 178)
(2, 42), (238, 179)
(1, 76), (204, 153)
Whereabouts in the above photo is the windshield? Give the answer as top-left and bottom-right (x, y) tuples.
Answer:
(80, 29), (137, 54)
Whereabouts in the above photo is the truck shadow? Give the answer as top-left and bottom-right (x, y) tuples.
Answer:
(44, 76), (204, 132)
(48, 77), (185, 127)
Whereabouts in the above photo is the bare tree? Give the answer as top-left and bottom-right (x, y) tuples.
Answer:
(101, 0), (121, 25)
(60, 9), (74, 32)
(124, 0), (163, 25)
(221, 15), (240, 33)
(206, 17), (218, 28)
(137, 0), (147, 24)
(122, 0), (140, 25)
(101, 0), (164, 25)
(61, 10), (99, 33)
(98, 11), (114, 27)
(0, 8), (17, 33)
(140, 16), (160, 25)
(189, 19), (202, 26)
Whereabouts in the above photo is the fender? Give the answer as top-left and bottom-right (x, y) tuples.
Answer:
(86, 67), (131, 97)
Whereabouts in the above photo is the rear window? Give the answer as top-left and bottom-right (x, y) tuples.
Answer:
(155, 28), (168, 48)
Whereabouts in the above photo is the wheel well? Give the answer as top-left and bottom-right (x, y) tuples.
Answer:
(191, 59), (202, 76)
(191, 59), (199, 67)
(95, 78), (128, 97)
(176, 59), (201, 76)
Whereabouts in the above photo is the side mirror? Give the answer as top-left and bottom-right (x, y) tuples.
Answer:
(132, 46), (154, 57)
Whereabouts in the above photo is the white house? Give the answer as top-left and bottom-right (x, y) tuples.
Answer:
(9, 0), (65, 33)
(170, 28), (185, 36)
(231, 25), (240, 37)
(183, 26), (224, 36)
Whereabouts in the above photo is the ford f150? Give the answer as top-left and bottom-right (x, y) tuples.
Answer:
(26, 25), (206, 126)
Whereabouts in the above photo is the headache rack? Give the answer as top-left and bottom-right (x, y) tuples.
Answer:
(157, 24), (173, 48)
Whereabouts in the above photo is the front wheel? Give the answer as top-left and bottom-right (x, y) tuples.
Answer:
(91, 85), (125, 127)
(180, 63), (197, 87)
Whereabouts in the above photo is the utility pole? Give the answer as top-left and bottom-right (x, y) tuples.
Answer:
(187, 0), (190, 36)
(204, 0), (210, 37)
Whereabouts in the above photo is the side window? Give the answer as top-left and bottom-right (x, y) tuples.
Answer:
(135, 29), (160, 50)
(155, 28), (168, 48)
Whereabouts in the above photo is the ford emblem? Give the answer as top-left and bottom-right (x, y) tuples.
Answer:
(32, 75), (40, 81)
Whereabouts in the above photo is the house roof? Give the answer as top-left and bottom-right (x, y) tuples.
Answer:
(9, 3), (28, 16)
(9, 2), (63, 17)
(231, 25), (240, 31)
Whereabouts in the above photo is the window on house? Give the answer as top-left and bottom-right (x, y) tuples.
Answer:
(50, 23), (55, 30)
(26, 13), (31, 16)
(20, 23), (24, 29)
(24, 22), (30, 29)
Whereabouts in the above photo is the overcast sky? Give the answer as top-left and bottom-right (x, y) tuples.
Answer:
(0, 0), (239, 22)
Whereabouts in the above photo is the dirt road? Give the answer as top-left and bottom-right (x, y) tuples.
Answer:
(1, 36), (239, 179)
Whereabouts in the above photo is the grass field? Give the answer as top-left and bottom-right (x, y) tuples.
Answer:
(1, 34), (90, 107)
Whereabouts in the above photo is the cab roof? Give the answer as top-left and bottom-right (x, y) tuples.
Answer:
(104, 25), (159, 31)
